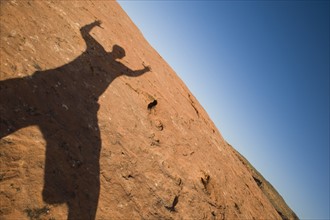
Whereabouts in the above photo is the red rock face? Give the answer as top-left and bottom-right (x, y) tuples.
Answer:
(0, 1), (297, 220)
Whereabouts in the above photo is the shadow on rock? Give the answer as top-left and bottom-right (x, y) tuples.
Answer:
(0, 20), (150, 220)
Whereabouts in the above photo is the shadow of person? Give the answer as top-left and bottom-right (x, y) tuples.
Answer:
(0, 20), (151, 220)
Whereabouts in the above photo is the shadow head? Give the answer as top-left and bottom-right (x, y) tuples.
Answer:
(111, 44), (126, 59)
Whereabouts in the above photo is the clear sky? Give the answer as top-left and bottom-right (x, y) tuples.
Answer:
(118, 1), (329, 219)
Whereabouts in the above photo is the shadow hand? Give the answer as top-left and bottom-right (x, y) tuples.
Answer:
(93, 20), (103, 28)
(81, 20), (103, 32)
(142, 62), (152, 72)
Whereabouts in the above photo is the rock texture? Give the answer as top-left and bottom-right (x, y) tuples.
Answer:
(0, 1), (297, 220)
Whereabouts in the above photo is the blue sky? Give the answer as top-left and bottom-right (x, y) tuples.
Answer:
(118, 1), (329, 219)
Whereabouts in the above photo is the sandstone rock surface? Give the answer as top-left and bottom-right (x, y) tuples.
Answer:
(0, 1), (297, 219)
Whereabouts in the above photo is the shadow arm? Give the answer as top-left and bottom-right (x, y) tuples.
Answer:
(80, 20), (103, 51)
(124, 64), (151, 77)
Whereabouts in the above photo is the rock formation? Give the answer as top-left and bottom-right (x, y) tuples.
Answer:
(0, 1), (297, 219)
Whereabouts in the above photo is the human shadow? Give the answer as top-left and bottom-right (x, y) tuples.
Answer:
(0, 20), (150, 219)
